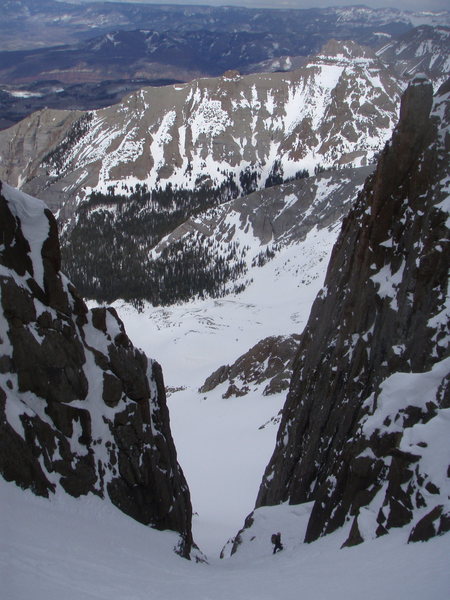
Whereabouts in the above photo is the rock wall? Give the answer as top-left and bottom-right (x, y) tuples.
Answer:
(251, 77), (450, 546)
(0, 181), (194, 557)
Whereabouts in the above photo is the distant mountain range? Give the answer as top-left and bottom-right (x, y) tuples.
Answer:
(3, 2), (449, 52)
(0, 2), (449, 129)
(0, 29), (311, 83)
(3, 24), (449, 86)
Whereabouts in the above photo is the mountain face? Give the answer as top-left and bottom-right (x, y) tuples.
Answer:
(229, 77), (450, 553)
(376, 25), (450, 88)
(60, 164), (372, 305)
(0, 180), (195, 558)
(0, 41), (401, 222)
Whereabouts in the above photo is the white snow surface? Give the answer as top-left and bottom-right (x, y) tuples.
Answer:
(2, 478), (449, 600)
(3, 252), (450, 595)
(110, 226), (334, 556)
(1, 181), (49, 290)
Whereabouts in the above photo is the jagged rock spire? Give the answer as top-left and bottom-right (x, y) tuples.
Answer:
(255, 76), (450, 545)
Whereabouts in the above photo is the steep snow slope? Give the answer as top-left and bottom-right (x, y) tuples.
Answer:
(2, 441), (449, 600)
(3, 170), (446, 595)
(105, 232), (330, 553)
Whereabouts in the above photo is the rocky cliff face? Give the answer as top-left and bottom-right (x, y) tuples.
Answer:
(232, 76), (450, 552)
(0, 41), (401, 221)
(0, 181), (194, 557)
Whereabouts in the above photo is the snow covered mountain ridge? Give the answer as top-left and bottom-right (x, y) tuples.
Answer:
(0, 39), (406, 308)
(376, 25), (450, 89)
(0, 40), (402, 223)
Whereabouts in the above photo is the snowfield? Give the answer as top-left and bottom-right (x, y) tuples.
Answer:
(2, 478), (449, 600)
(2, 204), (450, 598)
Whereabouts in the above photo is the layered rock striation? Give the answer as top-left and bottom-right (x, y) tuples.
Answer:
(245, 77), (450, 547)
(0, 181), (194, 557)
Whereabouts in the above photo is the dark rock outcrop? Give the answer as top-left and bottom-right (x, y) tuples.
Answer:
(248, 77), (450, 546)
(199, 334), (301, 398)
(0, 181), (194, 557)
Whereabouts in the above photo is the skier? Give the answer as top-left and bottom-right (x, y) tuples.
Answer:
(271, 532), (283, 554)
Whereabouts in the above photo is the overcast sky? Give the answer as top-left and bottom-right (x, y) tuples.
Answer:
(77, 0), (449, 11)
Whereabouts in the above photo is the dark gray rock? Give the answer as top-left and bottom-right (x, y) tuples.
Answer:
(199, 334), (301, 398)
(408, 506), (447, 543)
(102, 372), (123, 408)
(0, 387), (54, 497)
(0, 180), (194, 558)
(251, 77), (450, 546)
